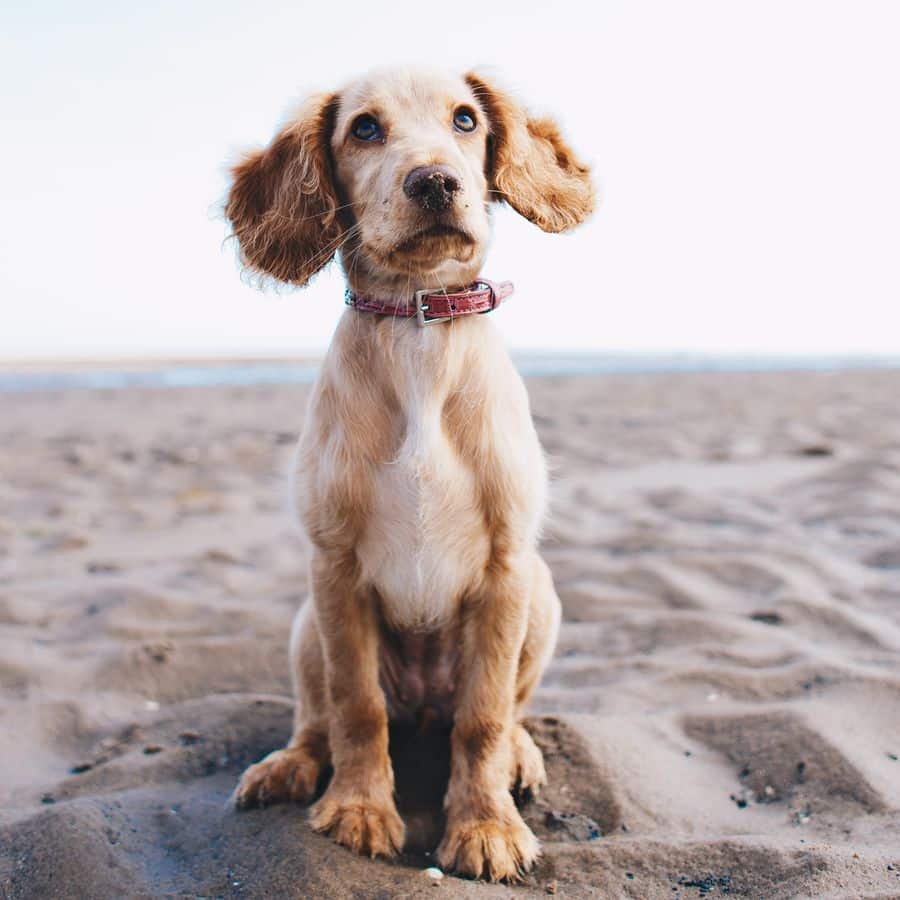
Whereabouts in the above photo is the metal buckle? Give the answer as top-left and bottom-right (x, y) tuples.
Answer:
(473, 280), (495, 312)
(415, 288), (447, 327)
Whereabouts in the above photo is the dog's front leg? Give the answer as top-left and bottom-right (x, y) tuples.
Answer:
(438, 559), (538, 882)
(308, 550), (405, 857)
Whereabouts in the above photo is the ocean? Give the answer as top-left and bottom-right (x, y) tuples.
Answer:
(2, 353), (899, 393)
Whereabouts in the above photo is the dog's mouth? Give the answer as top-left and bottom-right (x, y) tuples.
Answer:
(391, 223), (475, 258)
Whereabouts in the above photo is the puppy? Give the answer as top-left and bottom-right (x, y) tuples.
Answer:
(227, 67), (593, 882)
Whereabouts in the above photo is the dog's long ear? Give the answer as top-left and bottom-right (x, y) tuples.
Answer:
(226, 93), (342, 286)
(465, 73), (594, 233)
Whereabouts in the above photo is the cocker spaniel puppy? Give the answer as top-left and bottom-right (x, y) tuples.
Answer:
(226, 67), (593, 882)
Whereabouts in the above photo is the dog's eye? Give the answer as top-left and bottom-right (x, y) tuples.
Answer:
(453, 107), (477, 133)
(351, 114), (383, 142)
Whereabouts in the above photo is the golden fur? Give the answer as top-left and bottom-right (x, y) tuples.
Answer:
(227, 67), (593, 881)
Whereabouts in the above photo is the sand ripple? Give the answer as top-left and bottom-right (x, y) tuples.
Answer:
(2, 371), (899, 897)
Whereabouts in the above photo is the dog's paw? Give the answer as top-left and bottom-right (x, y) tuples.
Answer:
(511, 723), (547, 802)
(310, 790), (405, 858)
(437, 808), (539, 882)
(233, 746), (321, 810)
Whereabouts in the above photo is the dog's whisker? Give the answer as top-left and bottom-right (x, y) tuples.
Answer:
(263, 199), (365, 226)
(486, 187), (532, 208)
(303, 220), (364, 272)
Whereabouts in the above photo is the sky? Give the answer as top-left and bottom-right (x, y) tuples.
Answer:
(2, 0), (899, 360)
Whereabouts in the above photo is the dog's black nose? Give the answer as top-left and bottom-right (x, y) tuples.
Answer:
(402, 165), (461, 212)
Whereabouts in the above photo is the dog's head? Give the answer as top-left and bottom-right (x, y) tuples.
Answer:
(226, 67), (594, 292)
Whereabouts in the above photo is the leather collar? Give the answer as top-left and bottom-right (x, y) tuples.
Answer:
(344, 280), (514, 326)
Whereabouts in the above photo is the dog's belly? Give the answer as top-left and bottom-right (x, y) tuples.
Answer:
(356, 423), (490, 629)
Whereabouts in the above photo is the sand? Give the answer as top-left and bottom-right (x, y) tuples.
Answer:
(1, 370), (899, 899)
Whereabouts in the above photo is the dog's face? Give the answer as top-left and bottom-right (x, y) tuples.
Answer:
(331, 69), (492, 288)
(226, 67), (594, 293)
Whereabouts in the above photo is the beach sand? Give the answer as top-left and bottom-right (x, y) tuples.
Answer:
(1, 370), (899, 898)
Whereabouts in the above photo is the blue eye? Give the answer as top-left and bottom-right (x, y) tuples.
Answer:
(453, 107), (476, 133)
(352, 114), (382, 142)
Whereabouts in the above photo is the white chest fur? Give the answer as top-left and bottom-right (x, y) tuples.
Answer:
(355, 327), (491, 629)
(299, 314), (546, 630)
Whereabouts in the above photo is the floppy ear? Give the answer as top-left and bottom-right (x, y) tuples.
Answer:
(226, 93), (342, 286)
(465, 73), (594, 233)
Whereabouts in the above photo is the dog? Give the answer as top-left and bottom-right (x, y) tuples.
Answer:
(226, 66), (593, 882)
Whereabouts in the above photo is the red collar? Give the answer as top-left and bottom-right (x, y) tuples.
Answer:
(344, 279), (514, 326)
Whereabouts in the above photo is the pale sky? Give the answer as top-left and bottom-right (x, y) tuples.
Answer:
(2, 0), (899, 360)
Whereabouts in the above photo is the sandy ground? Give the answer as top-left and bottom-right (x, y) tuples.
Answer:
(1, 370), (899, 899)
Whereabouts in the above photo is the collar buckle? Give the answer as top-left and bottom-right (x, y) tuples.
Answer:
(415, 288), (446, 327)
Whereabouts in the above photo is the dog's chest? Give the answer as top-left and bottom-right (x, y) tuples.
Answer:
(355, 354), (490, 629)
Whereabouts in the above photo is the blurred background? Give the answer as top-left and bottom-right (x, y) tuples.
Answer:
(3, 0), (899, 364)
